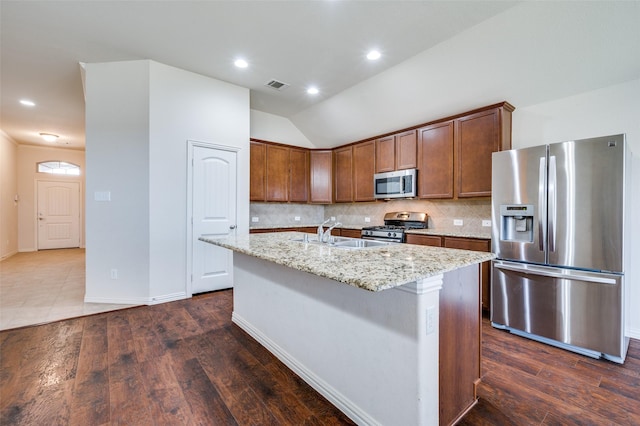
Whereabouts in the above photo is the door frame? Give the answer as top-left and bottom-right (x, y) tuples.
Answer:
(186, 140), (239, 297)
(34, 178), (84, 251)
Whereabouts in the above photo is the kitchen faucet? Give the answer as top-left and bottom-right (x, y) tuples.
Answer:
(322, 222), (342, 243)
(317, 219), (331, 242)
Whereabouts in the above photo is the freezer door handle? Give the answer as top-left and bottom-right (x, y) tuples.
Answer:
(538, 156), (546, 252)
(494, 263), (618, 285)
(548, 155), (557, 253)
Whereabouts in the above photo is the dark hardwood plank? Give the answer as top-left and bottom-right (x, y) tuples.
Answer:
(2, 290), (638, 426)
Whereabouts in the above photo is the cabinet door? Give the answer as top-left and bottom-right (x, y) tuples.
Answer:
(339, 229), (362, 238)
(265, 145), (289, 202)
(334, 146), (353, 203)
(405, 234), (442, 247)
(417, 121), (454, 199)
(309, 150), (333, 203)
(250, 141), (266, 201)
(443, 237), (491, 311)
(289, 148), (309, 202)
(375, 135), (395, 173)
(455, 109), (499, 198)
(353, 141), (376, 202)
(395, 130), (417, 170)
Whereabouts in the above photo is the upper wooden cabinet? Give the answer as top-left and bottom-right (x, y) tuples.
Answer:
(334, 146), (353, 203)
(454, 104), (513, 198)
(250, 140), (309, 203)
(309, 150), (333, 204)
(417, 121), (454, 199)
(250, 141), (266, 201)
(353, 141), (376, 202)
(289, 147), (309, 203)
(375, 130), (417, 173)
(417, 103), (513, 199)
(265, 144), (290, 202)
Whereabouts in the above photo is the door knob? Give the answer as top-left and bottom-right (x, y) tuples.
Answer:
(229, 225), (236, 230)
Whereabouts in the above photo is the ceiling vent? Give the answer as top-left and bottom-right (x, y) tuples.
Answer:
(264, 79), (290, 91)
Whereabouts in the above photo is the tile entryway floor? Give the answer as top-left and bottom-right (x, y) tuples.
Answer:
(0, 248), (137, 330)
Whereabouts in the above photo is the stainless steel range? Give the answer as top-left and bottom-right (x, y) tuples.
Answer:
(361, 211), (428, 243)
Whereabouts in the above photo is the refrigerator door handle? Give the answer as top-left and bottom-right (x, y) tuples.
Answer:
(538, 156), (546, 252)
(548, 155), (557, 253)
(494, 263), (618, 285)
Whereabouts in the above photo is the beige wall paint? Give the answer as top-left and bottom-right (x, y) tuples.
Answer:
(0, 131), (19, 259)
(17, 144), (85, 252)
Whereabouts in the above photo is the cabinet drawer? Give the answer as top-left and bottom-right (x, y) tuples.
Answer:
(405, 234), (443, 247)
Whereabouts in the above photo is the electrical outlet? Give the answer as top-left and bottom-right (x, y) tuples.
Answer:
(330, 216), (336, 221)
(482, 220), (492, 227)
(364, 217), (371, 223)
(251, 217), (259, 223)
(426, 306), (436, 335)
(294, 216), (301, 221)
(453, 219), (463, 226)
(110, 269), (118, 279)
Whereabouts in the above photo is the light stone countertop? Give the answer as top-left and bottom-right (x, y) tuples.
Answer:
(200, 231), (494, 292)
(406, 227), (492, 240)
(249, 224), (363, 230)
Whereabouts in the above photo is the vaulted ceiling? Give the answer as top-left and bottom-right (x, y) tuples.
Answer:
(2, 1), (638, 149)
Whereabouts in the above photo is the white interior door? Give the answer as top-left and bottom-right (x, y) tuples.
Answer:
(37, 181), (80, 250)
(191, 145), (237, 294)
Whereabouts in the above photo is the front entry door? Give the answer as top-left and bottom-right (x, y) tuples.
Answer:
(191, 144), (237, 294)
(37, 181), (80, 250)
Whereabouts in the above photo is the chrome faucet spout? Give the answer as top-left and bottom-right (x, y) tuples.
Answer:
(322, 222), (342, 243)
(317, 219), (331, 242)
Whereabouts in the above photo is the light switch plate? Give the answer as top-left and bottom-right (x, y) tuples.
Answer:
(364, 217), (371, 223)
(482, 220), (492, 227)
(251, 217), (259, 223)
(453, 219), (463, 226)
(94, 191), (111, 202)
(331, 216), (336, 221)
(294, 216), (301, 221)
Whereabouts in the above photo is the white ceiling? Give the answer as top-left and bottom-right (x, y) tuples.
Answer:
(2, 1), (639, 150)
(1, 1), (518, 149)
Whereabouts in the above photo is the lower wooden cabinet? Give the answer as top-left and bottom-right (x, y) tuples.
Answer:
(406, 234), (491, 311)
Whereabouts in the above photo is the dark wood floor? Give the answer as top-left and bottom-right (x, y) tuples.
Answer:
(1, 289), (639, 425)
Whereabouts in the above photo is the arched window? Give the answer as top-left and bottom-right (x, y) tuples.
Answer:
(37, 161), (81, 176)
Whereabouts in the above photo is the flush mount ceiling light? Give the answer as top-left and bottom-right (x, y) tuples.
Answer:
(39, 133), (59, 142)
(307, 87), (319, 95)
(234, 59), (248, 68)
(366, 50), (381, 61)
(20, 99), (36, 106)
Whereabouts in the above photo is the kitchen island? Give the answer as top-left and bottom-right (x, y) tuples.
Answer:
(200, 232), (494, 425)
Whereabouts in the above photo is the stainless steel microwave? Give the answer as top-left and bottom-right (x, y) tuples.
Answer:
(373, 169), (417, 199)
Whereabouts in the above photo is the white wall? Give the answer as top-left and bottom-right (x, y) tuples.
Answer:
(513, 78), (640, 340)
(148, 61), (250, 301)
(16, 144), (85, 252)
(0, 131), (18, 259)
(85, 59), (249, 305)
(85, 60), (151, 303)
(250, 109), (313, 148)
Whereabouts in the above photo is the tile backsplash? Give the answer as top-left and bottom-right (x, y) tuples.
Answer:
(250, 199), (491, 234)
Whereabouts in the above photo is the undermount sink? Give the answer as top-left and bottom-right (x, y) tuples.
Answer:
(290, 235), (392, 249)
(333, 239), (392, 249)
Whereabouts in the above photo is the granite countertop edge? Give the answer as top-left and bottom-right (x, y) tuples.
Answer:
(200, 232), (494, 293)
(249, 224), (491, 239)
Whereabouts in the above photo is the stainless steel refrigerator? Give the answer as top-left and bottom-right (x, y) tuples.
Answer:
(491, 134), (631, 363)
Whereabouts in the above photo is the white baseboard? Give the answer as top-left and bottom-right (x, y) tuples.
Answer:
(232, 312), (378, 426)
(0, 250), (18, 261)
(627, 328), (640, 340)
(84, 292), (187, 305)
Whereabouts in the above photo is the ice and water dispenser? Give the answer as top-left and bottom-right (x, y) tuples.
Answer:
(499, 204), (534, 242)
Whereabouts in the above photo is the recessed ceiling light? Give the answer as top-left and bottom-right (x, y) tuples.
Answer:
(20, 99), (35, 106)
(234, 59), (248, 68)
(39, 133), (59, 142)
(307, 87), (319, 95)
(366, 50), (381, 61)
